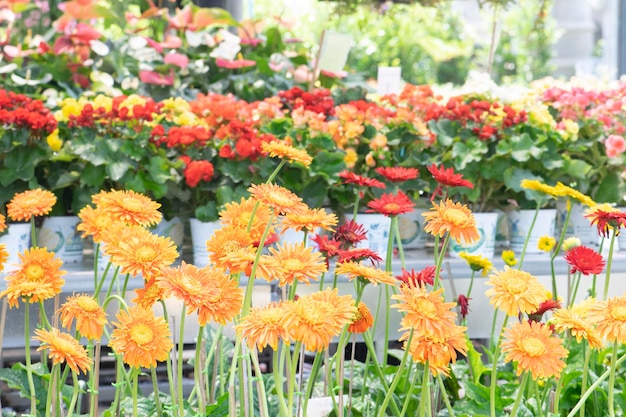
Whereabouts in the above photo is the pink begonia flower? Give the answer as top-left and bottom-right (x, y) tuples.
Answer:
(215, 58), (256, 69)
(145, 35), (183, 54)
(240, 38), (263, 47)
(292, 65), (312, 83)
(139, 69), (174, 86)
(605, 134), (626, 158)
(164, 53), (189, 69)
(320, 69), (348, 79)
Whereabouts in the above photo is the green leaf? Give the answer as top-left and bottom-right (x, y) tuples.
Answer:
(205, 392), (229, 416)
(108, 160), (133, 182)
(466, 339), (489, 384)
(593, 170), (622, 203)
(195, 202), (218, 223)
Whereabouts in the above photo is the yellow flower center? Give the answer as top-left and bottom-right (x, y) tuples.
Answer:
(223, 240), (243, 254)
(504, 277), (528, 295)
(121, 197), (142, 213)
(520, 337), (546, 357)
(442, 208), (469, 226)
(76, 296), (100, 312)
(610, 305), (626, 321)
(206, 289), (222, 304)
(130, 323), (154, 346)
(268, 191), (294, 208)
(384, 203), (400, 212)
(413, 298), (437, 319)
(284, 258), (304, 271)
(25, 264), (45, 281)
(135, 246), (157, 263)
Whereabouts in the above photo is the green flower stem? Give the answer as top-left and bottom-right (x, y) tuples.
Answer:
(385, 216), (396, 273)
(151, 366), (164, 417)
(393, 216), (406, 269)
(303, 351), (324, 417)
(89, 341), (101, 417)
(608, 340), (618, 417)
(518, 203), (541, 271)
(110, 358), (123, 415)
(418, 362), (431, 417)
(533, 380), (543, 417)
(66, 371), (81, 417)
(553, 367), (564, 414)
(250, 348), (269, 417)
(361, 330), (401, 417)
(228, 337), (243, 417)
(132, 367), (139, 417)
(579, 345), (591, 417)
(288, 280), (299, 301)
(45, 363), (59, 417)
(266, 159), (287, 184)
(273, 348), (290, 417)
(490, 315), (510, 417)
(102, 265), (121, 303)
(591, 238), (605, 298)
(437, 373), (455, 417)
(509, 372), (530, 417)
(120, 272), (131, 299)
(548, 202), (573, 300)
(159, 300), (177, 405)
(466, 270), (476, 300)
(352, 190), (361, 220)
(30, 217), (37, 248)
(433, 235), (441, 267)
(603, 230), (617, 301)
(242, 210), (276, 314)
(400, 363), (420, 416)
(566, 349), (626, 417)
(569, 271), (582, 307)
(24, 299), (38, 415)
(177, 304), (187, 417)
(377, 329), (414, 417)
(37, 300), (51, 330)
(433, 234), (450, 291)
(288, 341), (303, 416)
(195, 325), (206, 414)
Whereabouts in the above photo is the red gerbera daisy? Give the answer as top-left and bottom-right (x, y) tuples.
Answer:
(457, 294), (470, 319)
(395, 266), (437, 287)
(528, 298), (561, 322)
(375, 167), (419, 183)
(338, 170), (386, 189)
(334, 220), (368, 247)
(337, 248), (383, 265)
(584, 209), (626, 238)
(310, 234), (342, 258)
(563, 245), (605, 276)
(427, 163), (474, 200)
(366, 191), (415, 217)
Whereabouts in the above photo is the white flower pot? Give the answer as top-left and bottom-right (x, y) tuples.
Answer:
(189, 218), (222, 268)
(508, 209), (557, 254)
(38, 216), (84, 265)
(0, 223), (31, 272)
(449, 212), (499, 259)
(398, 208), (428, 249)
(354, 213), (391, 260)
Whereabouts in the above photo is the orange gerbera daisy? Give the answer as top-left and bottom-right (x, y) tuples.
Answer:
(59, 294), (107, 341)
(0, 247), (65, 307)
(194, 267), (244, 326)
(235, 301), (291, 350)
(261, 140), (313, 167)
(392, 285), (457, 341)
(206, 226), (257, 273)
(7, 189), (57, 222)
(502, 320), (568, 380)
(403, 325), (468, 376)
(102, 224), (178, 280)
(485, 267), (549, 317)
(157, 262), (207, 310)
(219, 197), (276, 245)
(552, 307), (603, 349)
(77, 204), (120, 244)
(93, 190), (162, 227)
(248, 183), (307, 215)
(0, 244), (8, 273)
(267, 242), (327, 286)
(283, 288), (357, 352)
(281, 207), (338, 234)
(335, 261), (396, 286)
(34, 328), (92, 374)
(349, 302), (374, 334)
(109, 306), (174, 369)
(422, 199), (479, 244)
(0, 213), (6, 233)
(132, 279), (166, 309)
(585, 294), (626, 343)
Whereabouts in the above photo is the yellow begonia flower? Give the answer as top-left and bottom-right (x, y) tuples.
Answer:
(47, 129), (62, 152)
(343, 148), (357, 168)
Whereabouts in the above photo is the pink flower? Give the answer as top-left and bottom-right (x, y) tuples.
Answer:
(164, 53), (189, 69)
(215, 58), (256, 69)
(139, 69), (174, 86)
(605, 134), (626, 158)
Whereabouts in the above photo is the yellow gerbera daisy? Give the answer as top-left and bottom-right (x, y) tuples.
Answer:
(267, 242), (327, 286)
(235, 301), (291, 350)
(422, 199), (480, 244)
(537, 235), (556, 252)
(502, 320), (568, 380)
(102, 224), (178, 280)
(335, 261), (396, 286)
(403, 325), (468, 376)
(283, 288), (357, 352)
(94, 189), (162, 227)
(219, 197), (276, 244)
(34, 328), (92, 374)
(7, 189), (57, 222)
(0, 247), (66, 307)
(520, 179), (560, 199)
(458, 251), (493, 276)
(248, 183), (307, 215)
(554, 182), (596, 207)
(109, 306), (174, 369)
(261, 140), (313, 167)
(392, 285), (457, 341)
(585, 294), (626, 344)
(59, 294), (107, 341)
(485, 267), (549, 316)
(552, 308), (603, 349)
(501, 250), (518, 267)
(349, 302), (374, 334)
(281, 207), (338, 234)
